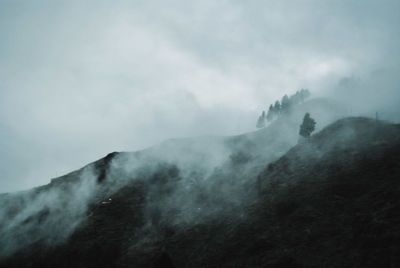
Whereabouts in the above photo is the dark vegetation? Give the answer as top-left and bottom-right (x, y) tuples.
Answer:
(299, 113), (316, 138)
(257, 89), (311, 128)
(1, 115), (400, 267)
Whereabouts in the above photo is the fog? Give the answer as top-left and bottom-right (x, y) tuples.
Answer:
(1, 2), (399, 263)
(0, 95), (349, 258)
(0, 0), (399, 193)
(0, 166), (99, 258)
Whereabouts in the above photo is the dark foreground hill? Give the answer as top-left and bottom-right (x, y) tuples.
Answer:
(1, 116), (400, 267)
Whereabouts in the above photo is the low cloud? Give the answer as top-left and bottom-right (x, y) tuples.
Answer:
(0, 0), (399, 191)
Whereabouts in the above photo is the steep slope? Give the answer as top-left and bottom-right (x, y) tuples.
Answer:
(0, 97), (344, 257)
(1, 117), (400, 267)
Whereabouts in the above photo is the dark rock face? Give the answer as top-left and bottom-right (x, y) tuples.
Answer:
(1, 117), (400, 268)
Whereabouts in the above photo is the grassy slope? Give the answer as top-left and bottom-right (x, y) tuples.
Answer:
(1, 97), (399, 267)
(1, 117), (399, 267)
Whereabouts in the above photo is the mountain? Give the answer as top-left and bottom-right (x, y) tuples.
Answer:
(1, 99), (399, 267)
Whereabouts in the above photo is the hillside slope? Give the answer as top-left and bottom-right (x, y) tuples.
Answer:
(0, 97), (344, 257)
(1, 117), (400, 267)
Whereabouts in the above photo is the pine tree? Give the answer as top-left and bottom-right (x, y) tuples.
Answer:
(299, 113), (316, 138)
(290, 91), (301, 105)
(273, 100), (281, 117)
(266, 104), (274, 122)
(299, 88), (311, 102)
(256, 111), (266, 128)
(281, 94), (291, 115)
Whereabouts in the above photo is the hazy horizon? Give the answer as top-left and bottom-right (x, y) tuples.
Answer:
(1, 0), (399, 192)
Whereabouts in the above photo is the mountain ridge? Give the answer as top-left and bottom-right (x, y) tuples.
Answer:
(1, 100), (399, 267)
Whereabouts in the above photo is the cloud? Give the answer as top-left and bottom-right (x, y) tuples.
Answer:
(0, 0), (399, 191)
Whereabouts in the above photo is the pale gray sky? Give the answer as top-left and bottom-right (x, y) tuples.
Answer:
(1, 0), (399, 192)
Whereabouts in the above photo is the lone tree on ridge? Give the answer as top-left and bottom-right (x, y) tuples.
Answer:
(299, 113), (316, 138)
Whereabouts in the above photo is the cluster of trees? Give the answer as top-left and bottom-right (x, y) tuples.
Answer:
(256, 89), (311, 128)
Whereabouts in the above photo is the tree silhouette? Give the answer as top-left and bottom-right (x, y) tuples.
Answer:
(299, 113), (316, 138)
(266, 104), (274, 122)
(281, 95), (291, 115)
(299, 88), (310, 103)
(273, 100), (281, 116)
(256, 111), (266, 128)
(256, 89), (311, 127)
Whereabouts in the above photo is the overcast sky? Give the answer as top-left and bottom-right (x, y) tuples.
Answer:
(0, 0), (399, 192)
